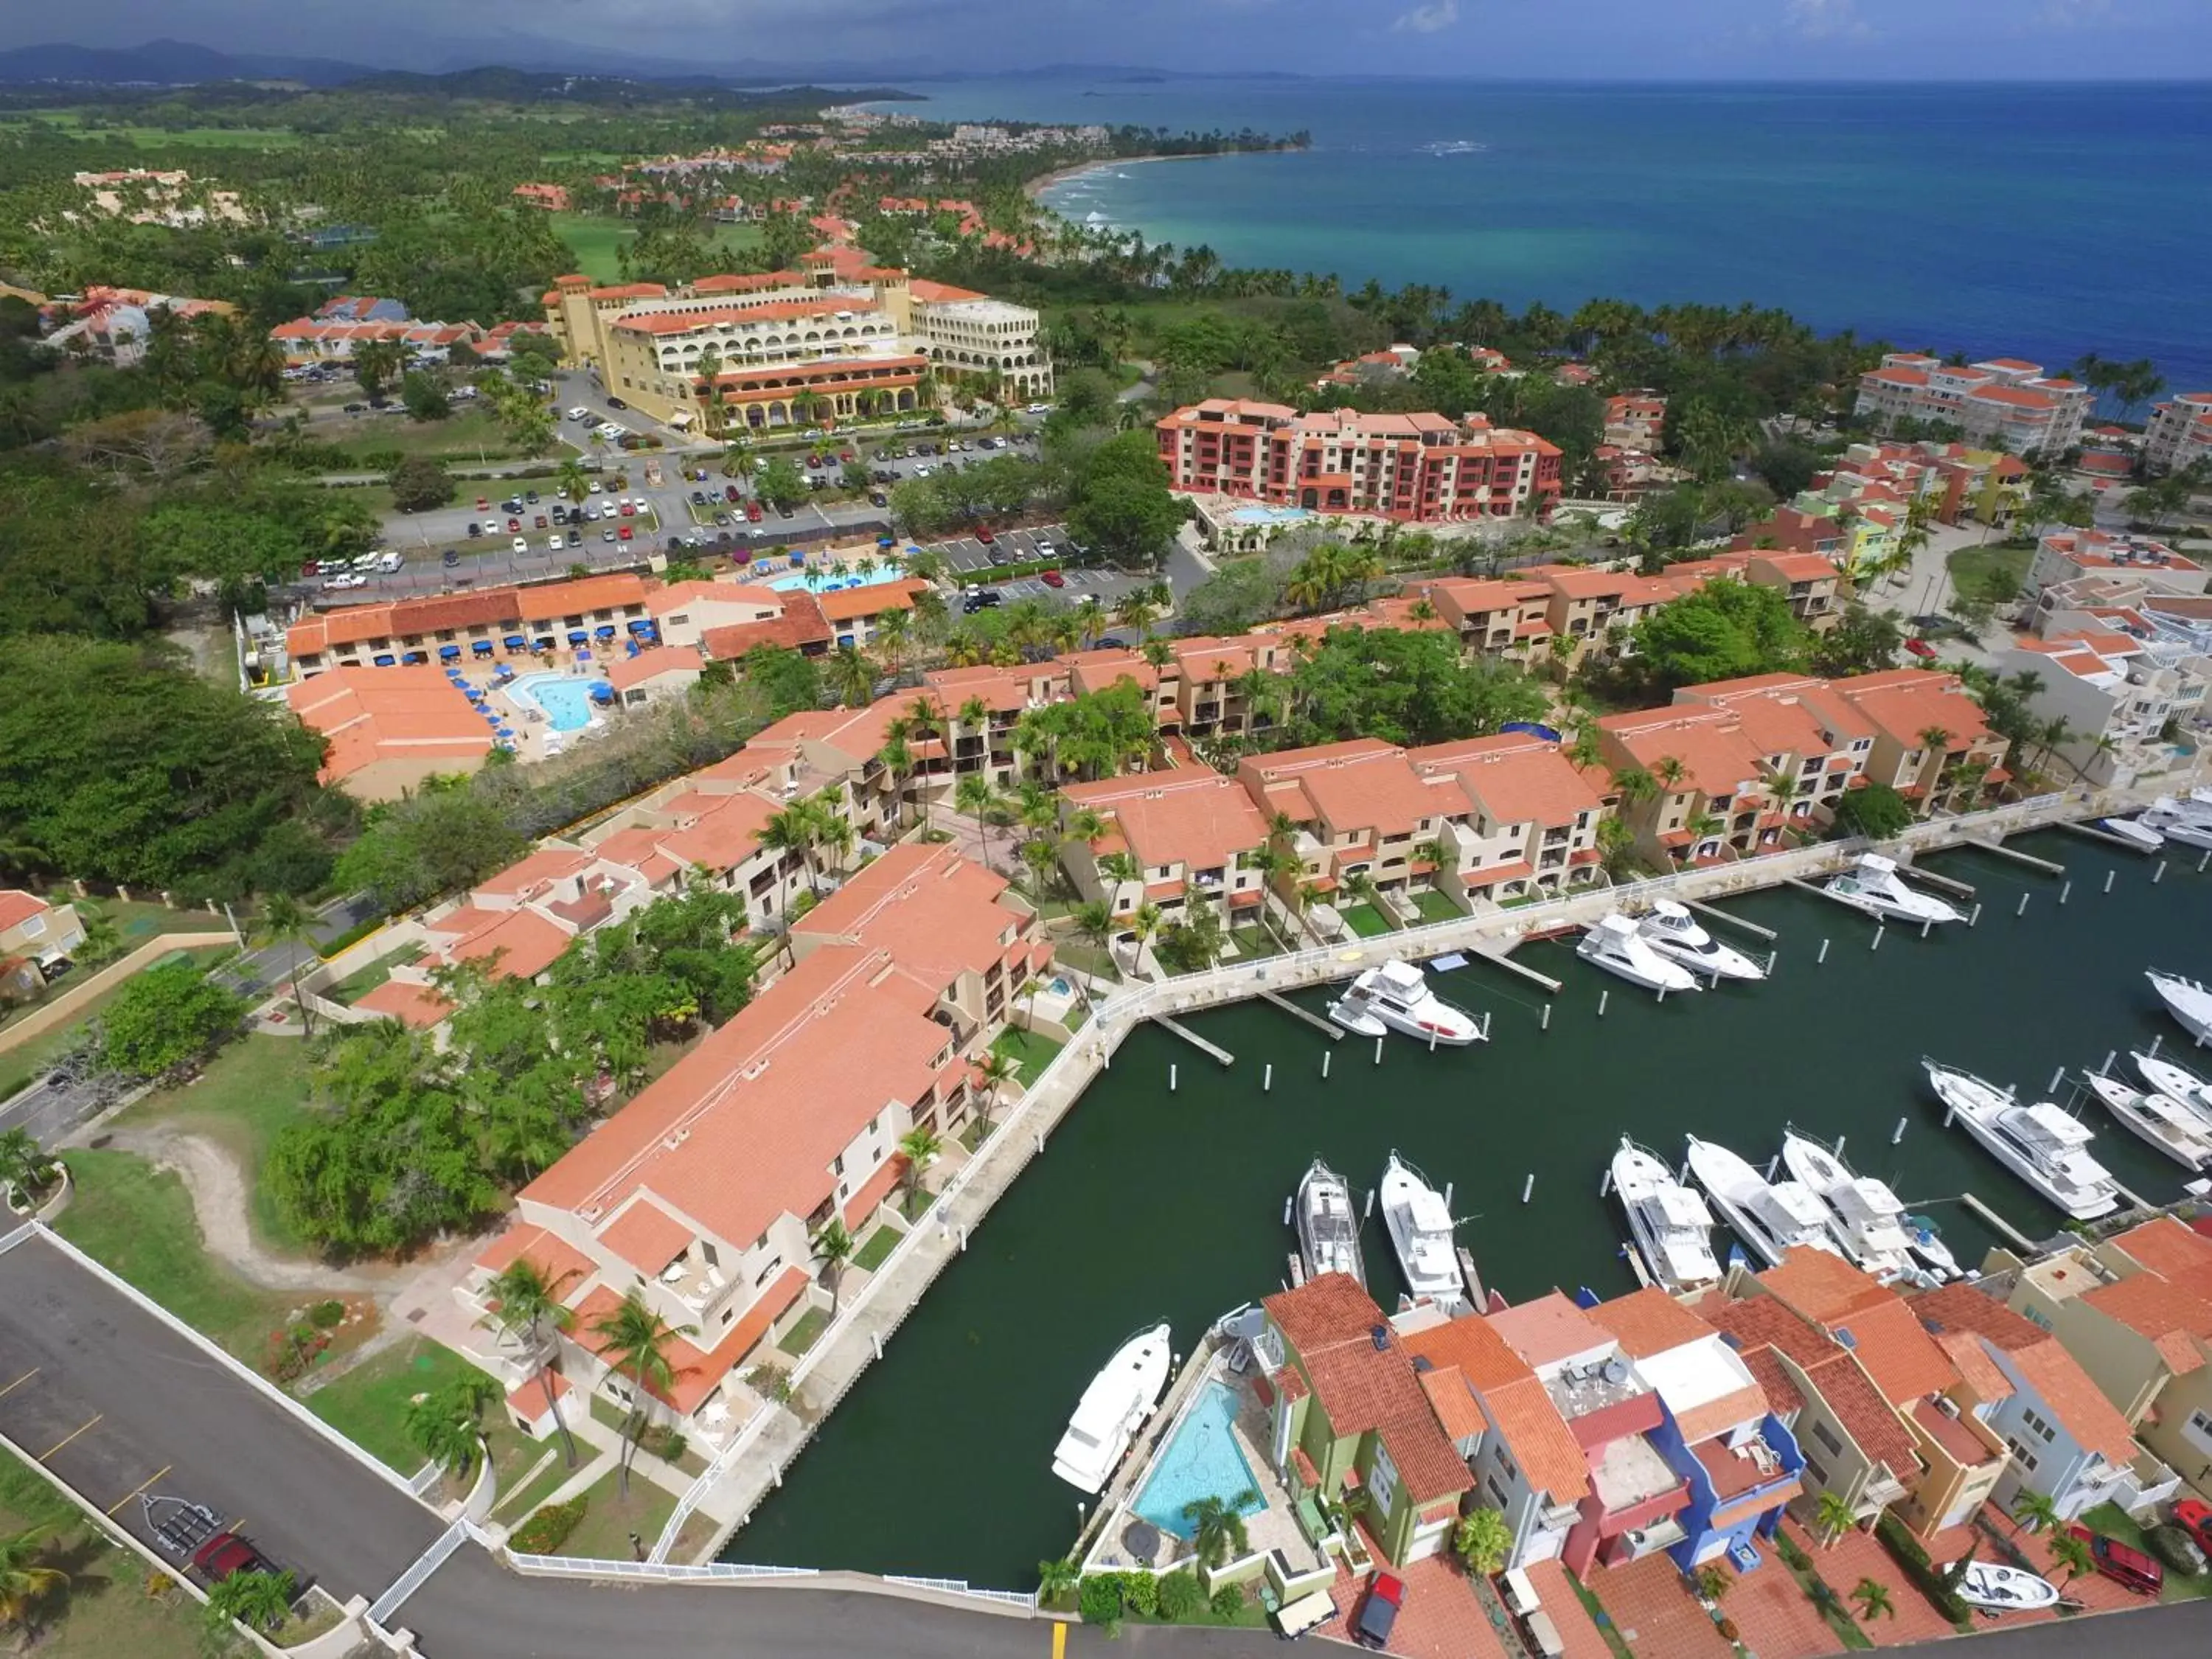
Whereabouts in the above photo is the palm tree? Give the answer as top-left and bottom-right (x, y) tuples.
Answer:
(1814, 1489), (1857, 1548)
(1183, 1490), (1257, 1569)
(1071, 899), (1117, 987)
(0, 1129), (58, 1210)
(557, 459), (590, 504)
(0, 1528), (69, 1639)
(896, 1125), (942, 1217)
(255, 892), (319, 1037)
(1652, 755), (1687, 793)
(481, 1257), (582, 1467)
(588, 1291), (698, 1497)
(202, 1567), (296, 1637)
(2048, 1529), (2095, 1586)
(973, 1049), (1018, 1135)
(406, 1372), (500, 1481)
(1850, 1577), (1895, 1623)
(1037, 1556), (1079, 1602)
(954, 773), (999, 870)
(1453, 1509), (1512, 1576)
(2008, 1489), (2060, 1537)
(757, 803), (824, 899)
(827, 644), (876, 706)
(811, 1219), (855, 1315)
(73, 900), (122, 967)
(876, 734), (915, 832)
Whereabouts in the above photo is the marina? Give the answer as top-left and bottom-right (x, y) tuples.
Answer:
(731, 825), (2212, 1587)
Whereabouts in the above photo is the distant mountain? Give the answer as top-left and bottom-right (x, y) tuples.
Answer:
(0, 38), (372, 86)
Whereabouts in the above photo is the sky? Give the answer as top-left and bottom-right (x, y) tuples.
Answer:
(5, 0), (2211, 79)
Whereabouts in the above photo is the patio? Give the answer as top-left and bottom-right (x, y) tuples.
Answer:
(1315, 1554), (1512, 1659)
(1589, 1552), (1734, 1659)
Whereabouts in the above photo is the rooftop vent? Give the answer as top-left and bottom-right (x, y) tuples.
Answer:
(1369, 1324), (1391, 1352)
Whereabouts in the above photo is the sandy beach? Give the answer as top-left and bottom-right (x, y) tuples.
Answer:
(1020, 150), (1224, 203)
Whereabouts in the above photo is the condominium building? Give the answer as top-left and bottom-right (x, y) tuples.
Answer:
(1238, 740), (1470, 909)
(1405, 734), (1608, 904)
(1603, 392), (1667, 451)
(2024, 528), (2208, 605)
(2144, 392), (2212, 475)
(1854, 353), (2092, 457)
(1825, 440), (2031, 529)
(285, 574), (656, 679)
(1824, 668), (2009, 813)
(1156, 400), (1563, 523)
(1997, 628), (2208, 785)
(1057, 765), (1273, 925)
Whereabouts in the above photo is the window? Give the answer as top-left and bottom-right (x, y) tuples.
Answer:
(1812, 1420), (1845, 1457)
(753, 1256), (783, 1286)
(2021, 1408), (2056, 1445)
(1486, 1475), (1510, 1510)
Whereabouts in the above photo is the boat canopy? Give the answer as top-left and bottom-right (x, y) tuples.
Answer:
(1655, 1187), (1713, 1227)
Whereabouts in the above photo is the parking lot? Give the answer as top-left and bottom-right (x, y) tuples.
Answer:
(0, 1232), (442, 1604)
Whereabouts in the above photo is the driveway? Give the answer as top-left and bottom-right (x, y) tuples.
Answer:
(0, 1231), (442, 1603)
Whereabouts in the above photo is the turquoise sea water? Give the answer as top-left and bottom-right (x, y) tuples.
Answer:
(879, 79), (2212, 388)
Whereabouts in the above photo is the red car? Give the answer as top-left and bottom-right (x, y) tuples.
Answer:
(1040, 568), (1065, 588)
(2065, 1523), (2163, 1596)
(838, 448), (855, 463)
(745, 501), (762, 523)
(617, 524), (633, 540)
(191, 1531), (274, 1585)
(1905, 638), (1937, 659)
(724, 484), (742, 504)
(975, 525), (995, 545)
(505, 518), (521, 532)
(475, 497), (490, 512)
(2172, 1498), (2212, 1555)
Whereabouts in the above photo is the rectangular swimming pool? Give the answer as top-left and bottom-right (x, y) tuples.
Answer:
(1132, 1381), (1266, 1540)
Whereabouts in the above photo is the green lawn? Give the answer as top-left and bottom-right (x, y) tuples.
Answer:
(1343, 902), (1395, 939)
(112, 1034), (320, 1257)
(1410, 888), (1463, 924)
(990, 1023), (1065, 1085)
(0, 1443), (201, 1657)
(1229, 925), (1281, 960)
(0, 945), (232, 1103)
(306, 1337), (545, 1501)
(776, 1307), (830, 1358)
(328, 943), (425, 1004)
(1945, 543), (2032, 598)
(2078, 1500), (2212, 1601)
(852, 1224), (901, 1272)
(549, 1464), (678, 1561)
(551, 215), (768, 283)
(52, 1150), (293, 1362)
(321, 408), (532, 467)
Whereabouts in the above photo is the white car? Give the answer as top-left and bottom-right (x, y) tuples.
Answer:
(323, 572), (367, 590)
(511, 536), (529, 554)
(584, 504), (600, 521)
(546, 536), (562, 554)
(1026, 402), (1052, 414)
(588, 481), (603, 494)
(567, 406), (591, 421)
(375, 552), (403, 572)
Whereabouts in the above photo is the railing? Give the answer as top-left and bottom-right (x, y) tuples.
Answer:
(367, 1520), (467, 1625)
(884, 1575), (1038, 1610)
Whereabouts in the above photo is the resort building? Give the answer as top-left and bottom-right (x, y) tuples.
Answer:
(268, 316), (484, 362)
(285, 574), (655, 680)
(1155, 400), (1564, 524)
(1057, 765), (1274, 926)
(1412, 577), (1554, 661)
(1910, 1282), (2173, 1523)
(1602, 392), (1667, 451)
(1826, 440), (2031, 529)
(1853, 353), (2092, 457)
(1065, 633), (1301, 741)
(285, 667), (496, 799)
(1259, 1273), (1475, 1567)
(1983, 1216), (2212, 1503)
(918, 662), (1069, 792)
(2145, 392), (2212, 476)
(1405, 734), (1609, 905)
(1238, 740), (1468, 914)
(0, 891), (84, 998)
(1825, 669), (2009, 815)
(1996, 629), (2207, 786)
(38, 285), (236, 366)
(2022, 529), (2207, 605)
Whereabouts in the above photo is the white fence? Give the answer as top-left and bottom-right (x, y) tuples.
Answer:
(367, 1520), (469, 1625)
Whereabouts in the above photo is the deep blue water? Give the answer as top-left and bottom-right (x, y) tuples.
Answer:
(878, 79), (2212, 389)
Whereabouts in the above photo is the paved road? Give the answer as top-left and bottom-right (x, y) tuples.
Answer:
(0, 1064), (125, 1150)
(1902, 1598), (2212, 1656)
(0, 1232), (442, 1602)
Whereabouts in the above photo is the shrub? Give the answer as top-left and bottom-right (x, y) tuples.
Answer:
(1776, 1531), (1811, 1571)
(1874, 1512), (1971, 1629)
(512, 1497), (588, 1554)
(1078, 1573), (1123, 1625)
(1121, 1571), (1158, 1618)
(1156, 1568), (1204, 1621)
(2144, 1523), (2205, 1575)
(1209, 1585), (1244, 1619)
(307, 1298), (347, 1329)
(1717, 1618), (1739, 1642)
(643, 1425), (689, 1464)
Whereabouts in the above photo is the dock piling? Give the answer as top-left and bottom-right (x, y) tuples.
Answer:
(1321, 1050), (1331, 1079)
(1599, 1167), (1613, 1197)
(1283, 1196), (1292, 1227)
(2105, 869), (2117, 894)
(1765, 1155), (1779, 1181)
(872, 1332), (882, 1360)
(1818, 937), (1830, 965)
(2156, 861), (2168, 884)
(1541, 1001), (1552, 1032)
(2059, 880), (2072, 905)
(1169, 1062), (1178, 1093)
(959, 1226), (968, 1253)
(2152, 1034), (2164, 1058)
(2049, 1064), (2065, 1093)
(1363, 1186), (1375, 1220)
(1035, 1133), (1044, 1155)
(1871, 925), (1885, 952)
(1969, 902), (1983, 927)
(2201, 852), (2210, 874)
(1834, 1135), (1846, 1158)
(1921, 918), (1933, 939)
(1374, 1037), (1384, 1067)
(1444, 1182), (1453, 1210)
(1522, 1174), (1534, 1204)
(1263, 1063), (1273, 1093)
(1598, 989), (1610, 1018)
(2101, 1050), (2116, 1077)
(2016, 891), (2031, 917)
(1429, 1027), (1439, 1052)
(1656, 984), (1667, 1004)
(1892, 1116), (1907, 1146)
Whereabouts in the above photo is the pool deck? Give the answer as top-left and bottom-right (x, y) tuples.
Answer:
(465, 662), (614, 761)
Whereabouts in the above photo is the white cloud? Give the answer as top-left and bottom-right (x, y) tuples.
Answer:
(1784, 0), (1877, 41)
(1391, 0), (1459, 34)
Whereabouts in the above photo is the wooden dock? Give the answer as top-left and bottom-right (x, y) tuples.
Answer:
(1455, 1246), (1486, 1310)
(1966, 837), (2065, 877)
(1686, 900), (1775, 941)
(1472, 941), (1563, 995)
(2059, 818), (2151, 855)
(1258, 990), (1344, 1040)
(1153, 1015), (1234, 1065)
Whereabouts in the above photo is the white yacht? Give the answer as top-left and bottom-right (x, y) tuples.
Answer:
(1325, 992), (1388, 1038)
(2083, 1073), (2212, 1171)
(1379, 1153), (1465, 1310)
(2099, 815), (2166, 852)
(2138, 799), (2212, 851)
(1577, 914), (1700, 995)
(1051, 1323), (1172, 1494)
(1683, 1135), (1842, 1267)
(1638, 902), (1767, 982)
(1950, 1561), (2060, 1613)
(1779, 1131), (1926, 1284)
(1822, 854), (1964, 926)
(1924, 1061), (2121, 1221)
(1296, 1159), (1366, 1284)
(1900, 1213), (1963, 1283)
(2132, 1050), (2212, 1122)
(2147, 970), (2212, 1045)
(1330, 960), (1485, 1046)
(1610, 1138), (1721, 1293)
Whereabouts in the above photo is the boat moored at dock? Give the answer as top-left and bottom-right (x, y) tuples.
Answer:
(1638, 901), (1767, 982)
(1328, 959), (1486, 1046)
(1051, 1323), (1172, 1494)
(2082, 1072), (2212, 1171)
(1923, 1061), (2121, 1220)
(2100, 815), (2166, 852)
(1379, 1152), (1466, 1311)
(2146, 970), (2212, 1045)
(1779, 1130), (1930, 1284)
(1683, 1134), (1841, 1267)
(1610, 1137), (1720, 1293)
(1295, 1159), (1366, 1285)
(1577, 914), (1700, 995)
(2138, 799), (2212, 852)
(1823, 854), (1964, 926)
(2132, 1050), (2212, 1123)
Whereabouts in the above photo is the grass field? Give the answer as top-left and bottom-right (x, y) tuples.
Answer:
(0, 1442), (201, 1657)
(0, 945), (232, 1103)
(304, 1338), (540, 1498)
(990, 1023), (1065, 1085)
(319, 408), (531, 467)
(111, 1034), (319, 1256)
(329, 943), (425, 1004)
(53, 1149), (294, 1362)
(8, 112), (300, 149)
(549, 212), (764, 282)
(1945, 542), (2033, 599)
(549, 1464), (677, 1561)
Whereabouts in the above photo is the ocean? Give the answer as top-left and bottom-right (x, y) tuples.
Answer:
(873, 78), (2212, 390)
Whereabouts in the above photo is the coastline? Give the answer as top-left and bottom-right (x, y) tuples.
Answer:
(1021, 149), (1245, 203)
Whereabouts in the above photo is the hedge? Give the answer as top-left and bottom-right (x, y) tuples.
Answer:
(512, 1496), (588, 1554)
(1874, 1512), (1973, 1630)
(952, 556), (1064, 588)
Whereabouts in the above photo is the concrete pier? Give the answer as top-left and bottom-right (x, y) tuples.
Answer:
(1472, 940), (1564, 995)
(1153, 1016), (1234, 1065)
(1899, 860), (1977, 899)
(2059, 818), (2153, 855)
(1257, 990), (1344, 1040)
(1686, 900), (1776, 940)
(1966, 836), (2066, 877)
(1958, 1192), (2038, 1252)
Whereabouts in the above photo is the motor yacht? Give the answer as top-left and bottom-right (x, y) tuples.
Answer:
(1900, 1213), (1962, 1282)
(1379, 1152), (1465, 1310)
(1576, 914), (1700, 995)
(2138, 799), (2212, 852)
(1051, 1323), (1172, 1494)
(1329, 959), (1485, 1046)
(1296, 1159), (1366, 1284)
(1822, 854), (1964, 926)
(1638, 902), (1767, 982)
(2083, 1072), (2212, 1171)
(1683, 1135), (1841, 1267)
(2147, 970), (2212, 1044)
(1950, 1561), (2060, 1613)
(1610, 1138), (1720, 1293)
(2132, 1049), (2212, 1122)
(1779, 1130), (1925, 1284)
(2099, 815), (2166, 852)
(1924, 1061), (2121, 1220)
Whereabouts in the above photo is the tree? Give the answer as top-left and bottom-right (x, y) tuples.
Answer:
(1810, 602), (1902, 678)
(101, 960), (245, 1082)
(203, 1568), (296, 1637)
(1182, 1490), (1257, 1569)
(0, 1129), (59, 1209)
(482, 1256), (581, 1467)
(1153, 898), (1228, 973)
(389, 454), (456, 513)
(255, 893), (319, 1037)
(1814, 1489), (1857, 1548)
(2008, 1489), (2060, 1537)
(351, 341), (405, 401)
(406, 1371), (500, 1481)
(1849, 1576), (1894, 1623)
(400, 370), (451, 423)
(1070, 899), (1117, 987)
(954, 773), (1000, 871)
(588, 1291), (697, 1498)
(897, 1125), (942, 1216)
(72, 901), (123, 967)
(1281, 627), (1546, 748)
(1453, 1508), (1512, 1576)
(1828, 780), (1913, 841)
(2048, 1528), (2095, 1586)
(1065, 431), (1186, 566)
(1627, 578), (1812, 695)
(812, 1218), (855, 1315)
(334, 789), (527, 914)
(757, 802), (827, 900)
(755, 457), (807, 512)
(1037, 1557), (1079, 1601)
(0, 1527), (67, 1639)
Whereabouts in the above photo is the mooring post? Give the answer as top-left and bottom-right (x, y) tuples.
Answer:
(1374, 1036), (1384, 1066)
(1892, 1116), (1907, 1146)
(2049, 1064), (2065, 1093)
(1363, 1186), (1375, 1220)
(1444, 1182), (1453, 1210)
(959, 1226), (968, 1253)
(2151, 1033), (2164, 1058)
(2059, 880), (2072, 905)
(2101, 1050), (2116, 1076)
(1818, 937), (1830, 964)
(1765, 1154), (1780, 1180)
(2155, 861), (2168, 884)
(1169, 1062), (1178, 1092)
(1263, 1062), (1273, 1093)
(1522, 1174), (1534, 1204)
(1969, 902), (1983, 926)
(2017, 891), (2031, 917)
(2104, 869), (2116, 894)
(1920, 918), (1933, 939)
(2201, 850), (2211, 874)
(1599, 1167), (1613, 1197)
(1598, 989), (1610, 1018)
(1321, 1050), (1332, 1079)
(1834, 1135), (1847, 1159)
(1541, 1001), (1552, 1032)
(872, 1332), (882, 1360)
(1871, 925), (1885, 951)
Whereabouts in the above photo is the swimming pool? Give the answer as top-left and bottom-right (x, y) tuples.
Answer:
(1133, 1382), (1265, 1540)
(507, 672), (610, 732)
(1225, 504), (1313, 527)
(768, 563), (910, 595)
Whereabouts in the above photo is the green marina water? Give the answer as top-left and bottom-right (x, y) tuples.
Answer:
(731, 832), (2212, 1588)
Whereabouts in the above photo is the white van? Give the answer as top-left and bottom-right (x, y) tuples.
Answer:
(375, 551), (403, 574)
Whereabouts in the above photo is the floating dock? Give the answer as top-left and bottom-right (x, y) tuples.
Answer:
(2059, 818), (2152, 855)
(1152, 1015), (1234, 1065)
(1258, 990), (1344, 1040)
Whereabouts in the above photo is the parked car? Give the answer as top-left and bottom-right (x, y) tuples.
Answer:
(566, 406), (591, 421)
(548, 536), (563, 554)
(605, 395), (627, 410)
(588, 480), (604, 494)
(501, 498), (524, 513)
(341, 402), (366, 414)
(299, 560), (321, 577)
(505, 518), (521, 532)
(566, 529), (582, 547)
(1905, 638), (1937, 659)
(725, 484), (742, 503)
(512, 537), (529, 554)
(745, 501), (762, 522)
(1352, 1573), (1403, 1649)
(975, 525), (995, 545)
(442, 549), (460, 567)
(602, 529), (617, 543)
(524, 490), (540, 504)
(712, 511), (730, 526)
(1040, 568), (1065, 588)
(620, 501), (635, 517)
(534, 514), (548, 529)
(618, 524), (633, 540)
(2174, 1498), (2212, 1557)
(375, 551), (403, 573)
(191, 1531), (275, 1585)
(869, 491), (888, 507)
(2066, 1524), (2163, 1595)
(323, 572), (367, 591)
(475, 497), (490, 511)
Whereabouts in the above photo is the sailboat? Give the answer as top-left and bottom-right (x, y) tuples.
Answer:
(1923, 1061), (2121, 1220)
(1610, 1138), (1720, 1293)
(1683, 1135), (1842, 1267)
(1296, 1159), (1366, 1284)
(1379, 1152), (1465, 1310)
(1051, 1324), (1172, 1494)
(1779, 1130), (1927, 1284)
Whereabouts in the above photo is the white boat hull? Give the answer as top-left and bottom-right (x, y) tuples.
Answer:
(1927, 1065), (2120, 1221)
(1578, 924), (1699, 994)
(2148, 972), (2212, 1045)
(1380, 1158), (1464, 1309)
(2132, 1051), (2212, 1125)
(1612, 1141), (1719, 1293)
(2086, 1074), (2212, 1171)
(1051, 1324), (1172, 1494)
(1643, 931), (1765, 983)
(1778, 1133), (1919, 1283)
(1952, 1561), (2060, 1613)
(1684, 1137), (1838, 1268)
(2100, 816), (2165, 851)
(1326, 998), (1388, 1038)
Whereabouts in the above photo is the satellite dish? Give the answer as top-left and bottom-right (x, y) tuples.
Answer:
(1601, 1357), (1630, 1385)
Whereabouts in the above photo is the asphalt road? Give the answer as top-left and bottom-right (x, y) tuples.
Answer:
(1904, 1598), (2212, 1656)
(0, 1232), (443, 1603)
(0, 1066), (122, 1150)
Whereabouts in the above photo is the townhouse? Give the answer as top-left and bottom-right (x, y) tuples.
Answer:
(1825, 669), (2010, 813)
(1910, 1282), (2174, 1523)
(285, 666), (497, 800)
(1854, 352), (2092, 456)
(0, 891), (83, 1001)
(1058, 764), (1273, 926)
(269, 316), (484, 361)
(1711, 1250), (2008, 1542)
(1065, 633), (1300, 741)
(1826, 440), (2030, 529)
(1997, 627), (2208, 785)
(1257, 1273), (1475, 1566)
(1744, 554), (1844, 631)
(1155, 400), (1564, 524)
(1518, 563), (1703, 663)
(1984, 1215), (2212, 1502)
(1595, 703), (1801, 867)
(1238, 740), (1468, 913)
(919, 662), (1067, 790)
(2145, 391), (2212, 476)
(1603, 392), (1667, 451)
(1413, 577), (1554, 661)
(2023, 529), (2207, 606)
(1405, 734), (1608, 904)
(286, 574), (656, 680)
